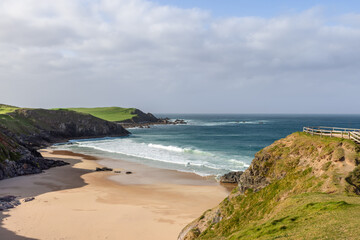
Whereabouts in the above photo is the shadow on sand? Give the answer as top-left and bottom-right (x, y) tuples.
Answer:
(0, 156), (94, 239)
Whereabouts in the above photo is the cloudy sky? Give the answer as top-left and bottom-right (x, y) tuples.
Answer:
(0, 0), (359, 114)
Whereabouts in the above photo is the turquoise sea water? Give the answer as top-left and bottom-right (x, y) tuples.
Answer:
(55, 114), (360, 177)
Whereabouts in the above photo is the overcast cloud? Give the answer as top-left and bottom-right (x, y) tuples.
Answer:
(0, 0), (359, 113)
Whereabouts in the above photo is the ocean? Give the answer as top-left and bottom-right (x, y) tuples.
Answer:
(54, 114), (360, 177)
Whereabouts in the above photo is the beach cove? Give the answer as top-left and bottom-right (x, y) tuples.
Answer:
(0, 149), (230, 240)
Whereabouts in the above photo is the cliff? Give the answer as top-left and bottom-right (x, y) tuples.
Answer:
(0, 108), (129, 180)
(54, 107), (159, 124)
(180, 132), (360, 240)
(119, 108), (159, 124)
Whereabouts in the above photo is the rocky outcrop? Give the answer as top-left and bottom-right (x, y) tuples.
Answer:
(0, 196), (20, 211)
(119, 109), (187, 128)
(119, 109), (159, 124)
(237, 153), (272, 194)
(0, 128), (69, 180)
(0, 157), (69, 180)
(0, 108), (130, 180)
(219, 153), (273, 192)
(8, 108), (129, 148)
(95, 167), (113, 172)
(0, 196), (36, 211)
(219, 171), (243, 183)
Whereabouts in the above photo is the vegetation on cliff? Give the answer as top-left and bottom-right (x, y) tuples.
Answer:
(0, 105), (130, 180)
(0, 104), (20, 114)
(180, 132), (360, 240)
(52, 107), (138, 122)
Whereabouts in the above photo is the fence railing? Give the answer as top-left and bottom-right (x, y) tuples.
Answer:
(303, 126), (360, 144)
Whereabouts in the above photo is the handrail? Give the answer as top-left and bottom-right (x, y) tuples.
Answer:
(303, 126), (360, 144)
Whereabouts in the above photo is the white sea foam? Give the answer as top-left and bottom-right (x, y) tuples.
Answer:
(59, 137), (250, 176)
(186, 119), (269, 127)
(148, 143), (214, 156)
(148, 143), (184, 152)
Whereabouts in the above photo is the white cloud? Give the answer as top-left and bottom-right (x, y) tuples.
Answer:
(0, 0), (359, 113)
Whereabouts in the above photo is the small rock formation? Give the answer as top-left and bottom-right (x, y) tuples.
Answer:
(174, 119), (187, 124)
(119, 110), (187, 128)
(0, 195), (20, 211)
(219, 171), (243, 184)
(24, 197), (35, 202)
(0, 156), (69, 180)
(95, 167), (113, 172)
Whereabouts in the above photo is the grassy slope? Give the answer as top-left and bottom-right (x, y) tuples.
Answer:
(0, 131), (21, 162)
(0, 105), (38, 135)
(0, 105), (137, 135)
(0, 104), (20, 114)
(52, 107), (137, 122)
(188, 132), (360, 240)
(0, 105), (23, 161)
(0, 105), (133, 162)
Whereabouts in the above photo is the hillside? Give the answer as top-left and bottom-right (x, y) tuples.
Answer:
(180, 132), (360, 240)
(0, 104), (19, 114)
(53, 107), (137, 122)
(0, 106), (129, 180)
(53, 107), (159, 123)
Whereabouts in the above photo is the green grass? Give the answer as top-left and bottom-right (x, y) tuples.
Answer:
(0, 104), (19, 114)
(190, 132), (360, 240)
(1, 104), (138, 122)
(51, 107), (137, 122)
(0, 113), (38, 134)
(226, 193), (360, 240)
(0, 105), (38, 134)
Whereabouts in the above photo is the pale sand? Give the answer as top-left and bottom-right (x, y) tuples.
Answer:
(0, 149), (231, 240)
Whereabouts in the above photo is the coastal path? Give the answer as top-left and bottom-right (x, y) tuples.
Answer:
(303, 126), (360, 145)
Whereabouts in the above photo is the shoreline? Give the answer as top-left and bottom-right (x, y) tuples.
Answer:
(0, 149), (231, 240)
(119, 119), (187, 129)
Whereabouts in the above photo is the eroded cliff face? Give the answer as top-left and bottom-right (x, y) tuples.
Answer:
(179, 132), (360, 240)
(118, 109), (159, 124)
(8, 108), (129, 147)
(0, 108), (130, 180)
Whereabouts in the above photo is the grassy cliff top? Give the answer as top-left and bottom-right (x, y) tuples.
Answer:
(183, 132), (360, 240)
(0, 105), (139, 135)
(51, 107), (137, 122)
(0, 104), (20, 114)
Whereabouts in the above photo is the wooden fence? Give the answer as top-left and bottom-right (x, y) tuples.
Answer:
(303, 126), (360, 144)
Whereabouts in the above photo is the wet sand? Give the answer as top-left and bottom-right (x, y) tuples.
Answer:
(0, 149), (230, 240)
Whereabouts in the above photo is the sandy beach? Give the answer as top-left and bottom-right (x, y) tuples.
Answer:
(0, 149), (230, 240)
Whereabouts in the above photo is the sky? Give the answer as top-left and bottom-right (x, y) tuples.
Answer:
(0, 0), (359, 114)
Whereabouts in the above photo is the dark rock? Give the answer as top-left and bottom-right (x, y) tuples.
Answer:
(237, 153), (272, 193)
(0, 195), (16, 202)
(96, 167), (113, 172)
(118, 109), (187, 128)
(24, 197), (35, 202)
(0, 156), (69, 180)
(0, 195), (21, 211)
(126, 171), (132, 174)
(220, 171), (243, 183)
(119, 109), (159, 124)
(174, 119), (187, 124)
